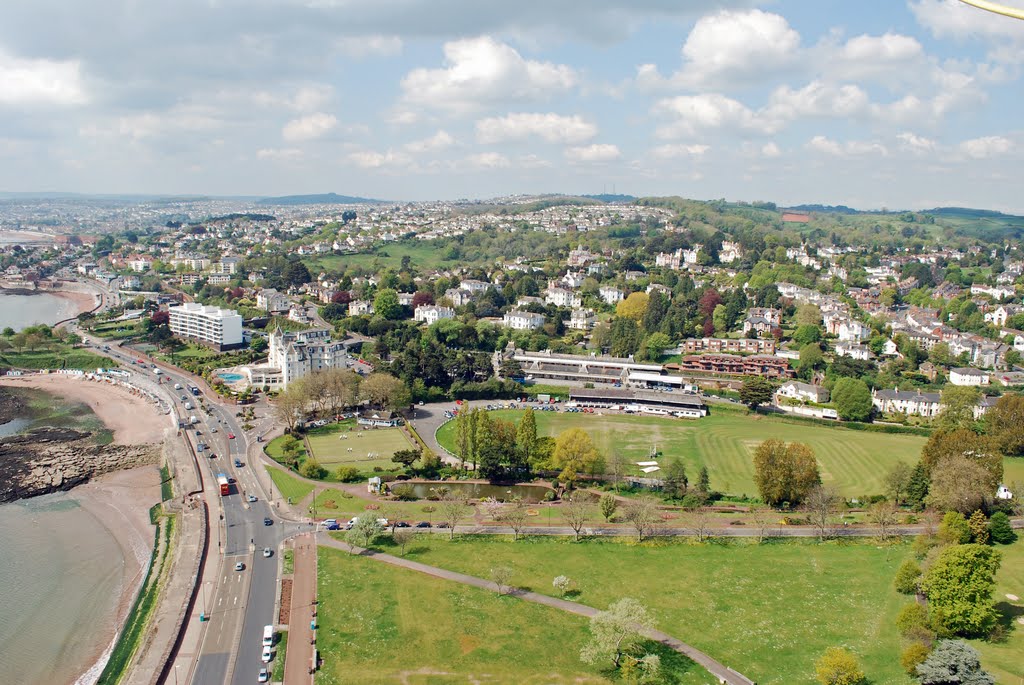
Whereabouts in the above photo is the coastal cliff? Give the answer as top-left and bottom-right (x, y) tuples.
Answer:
(0, 428), (159, 503)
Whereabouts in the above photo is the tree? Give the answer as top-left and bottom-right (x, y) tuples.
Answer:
(936, 386), (982, 432)
(938, 511), (972, 545)
(662, 458), (688, 499)
(599, 492), (618, 522)
(928, 456), (996, 515)
(901, 642), (931, 676)
(373, 288), (402, 320)
(867, 500), (900, 541)
(497, 498), (529, 541)
(562, 494), (592, 542)
(739, 376), (774, 409)
(752, 439), (821, 506)
(438, 494), (471, 540)
(392, 528), (416, 556)
(921, 544), (1002, 637)
(642, 331), (672, 361)
(814, 647), (866, 685)
(391, 448), (420, 472)
(345, 514), (382, 552)
(282, 259), (312, 287)
(551, 428), (601, 487)
(454, 405), (472, 470)
(358, 372), (409, 411)
(894, 559), (922, 594)
(921, 430), (1002, 491)
(697, 465), (711, 494)
(515, 408), (538, 468)
(490, 566), (514, 595)
(796, 303), (822, 326)
(967, 510), (989, 544)
(622, 496), (660, 542)
(616, 292), (649, 322)
(798, 344), (825, 375)
(793, 324), (823, 346)
(684, 507), (714, 542)
(580, 598), (654, 670)
(804, 485), (841, 540)
(553, 575), (573, 595)
(907, 461), (930, 509)
(988, 511), (1017, 544)
(299, 458), (326, 479)
(272, 384), (306, 432)
(608, 316), (642, 358)
(832, 378), (872, 422)
(749, 507), (775, 543)
(884, 461), (914, 506)
(915, 640), (994, 685)
(985, 393), (1024, 455)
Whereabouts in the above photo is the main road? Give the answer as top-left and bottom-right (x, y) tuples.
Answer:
(84, 339), (306, 685)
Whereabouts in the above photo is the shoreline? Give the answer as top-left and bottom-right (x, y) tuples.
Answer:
(71, 466), (161, 685)
(0, 282), (99, 323)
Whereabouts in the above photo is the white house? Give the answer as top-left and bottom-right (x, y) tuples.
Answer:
(348, 300), (374, 316)
(835, 342), (874, 361)
(257, 288), (291, 313)
(949, 367), (990, 386)
(599, 286), (624, 305)
(168, 302), (244, 350)
(503, 310), (546, 330)
(775, 381), (830, 404)
(444, 288), (474, 307)
(567, 308), (597, 330)
(872, 388), (942, 417)
(460, 279), (491, 294)
(544, 286), (582, 308)
(414, 305), (455, 326)
(837, 319), (872, 342)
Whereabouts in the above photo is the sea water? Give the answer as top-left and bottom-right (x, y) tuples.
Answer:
(0, 494), (128, 685)
(0, 292), (80, 332)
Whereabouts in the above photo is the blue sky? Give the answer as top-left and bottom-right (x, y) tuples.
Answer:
(1, 1), (1023, 210)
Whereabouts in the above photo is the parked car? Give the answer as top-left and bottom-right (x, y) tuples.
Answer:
(261, 646), (273, 663)
(395, 521), (410, 528)
(258, 667), (269, 683)
(436, 522), (450, 528)
(415, 521), (432, 528)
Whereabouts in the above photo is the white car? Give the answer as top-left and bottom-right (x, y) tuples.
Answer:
(261, 645), (273, 663)
(258, 667), (269, 683)
(263, 547), (273, 558)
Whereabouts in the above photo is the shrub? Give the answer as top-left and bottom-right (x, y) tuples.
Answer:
(299, 458), (327, 480)
(988, 512), (1017, 544)
(900, 642), (931, 675)
(937, 511), (970, 545)
(913, 534), (940, 559)
(967, 510), (989, 545)
(896, 603), (930, 637)
(391, 484), (417, 501)
(814, 647), (866, 685)
(334, 465), (360, 482)
(894, 559), (922, 595)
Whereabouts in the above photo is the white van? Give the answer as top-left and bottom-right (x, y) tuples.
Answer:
(263, 625), (274, 647)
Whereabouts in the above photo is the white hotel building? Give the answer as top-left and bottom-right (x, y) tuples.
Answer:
(168, 303), (244, 350)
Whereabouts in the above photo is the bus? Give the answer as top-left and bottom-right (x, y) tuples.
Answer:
(216, 474), (230, 496)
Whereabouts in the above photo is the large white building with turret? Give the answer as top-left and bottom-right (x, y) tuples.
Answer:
(242, 326), (349, 390)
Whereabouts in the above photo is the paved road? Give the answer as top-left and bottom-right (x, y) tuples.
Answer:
(319, 536), (756, 685)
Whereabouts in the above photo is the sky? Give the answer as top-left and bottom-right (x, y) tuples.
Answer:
(1, 0), (1023, 210)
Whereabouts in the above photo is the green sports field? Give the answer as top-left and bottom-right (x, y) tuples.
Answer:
(305, 420), (415, 472)
(437, 410), (931, 498)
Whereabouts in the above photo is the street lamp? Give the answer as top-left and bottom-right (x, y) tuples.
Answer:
(201, 580), (209, 621)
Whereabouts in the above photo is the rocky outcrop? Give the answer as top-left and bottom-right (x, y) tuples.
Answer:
(0, 428), (159, 503)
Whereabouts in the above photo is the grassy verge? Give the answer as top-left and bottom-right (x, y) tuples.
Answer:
(96, 508), (176, 685)
(363, 535), (914, 685)
(265, 465), (315, 504)
(159, 464), (172, 502)
(0, 346), (112, 370)
(272, 630), (288, 681)
(282, 549), (294, 576)
(316, 545), (714, 684)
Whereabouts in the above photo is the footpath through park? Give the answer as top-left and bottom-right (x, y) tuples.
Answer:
(284, 533), (318, 685)
(318, 536), (756, 685)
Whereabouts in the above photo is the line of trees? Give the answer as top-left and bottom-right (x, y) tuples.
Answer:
(272, 368), (409, 433)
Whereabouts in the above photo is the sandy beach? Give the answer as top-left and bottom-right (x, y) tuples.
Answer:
(0, 374), (170, 444)
(50, 287), (100, 317)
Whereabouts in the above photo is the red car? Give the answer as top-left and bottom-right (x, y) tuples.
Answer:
(227, 433), (235, 439)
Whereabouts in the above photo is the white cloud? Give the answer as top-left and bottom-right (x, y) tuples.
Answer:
(251, 84), (334, 112)
(959, 135), (1013, 159)
(761, 142), (781, 158)
(765, 81), (870, 122)
(565, 143), (621, 163)
(475, 112), (597, 144)
(650, 143), (710, 159)
(404, 130), (455, 153)
(830, 33), (925, 81)
(282, 112), (338, 142)
(462, 152), (511, 169)
(256, 148), (303, 160)
(683, 9), (799, 75)
(807, 135), (887, 157)
(348, 149), (414, 169)
(653, 93), (772, 138)
(0, 51), (86, 106)
(400, 36), (576, 113)
(897, 132), (937, 154)
(335, 35), (403, 58)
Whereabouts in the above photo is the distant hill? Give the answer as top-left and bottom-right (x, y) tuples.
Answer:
(787, 204), (861, 215)
(924, 207), (1024, 220)
(582, 194), (637, 203)
(256, 192), (383, 206)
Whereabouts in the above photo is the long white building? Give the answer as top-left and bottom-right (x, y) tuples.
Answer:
(244, 326), (350, 389)
(168, 302), (243, 350)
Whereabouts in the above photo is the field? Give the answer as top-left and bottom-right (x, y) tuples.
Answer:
(0, 345), (111, 371)
(971, 536), (1024, 683)
(367, 535), (914, 685)
(437, 410), (930, 498)
(265, 466), (314, 504)
(316, 545), (715, 685)
(305, 420), (414, 473)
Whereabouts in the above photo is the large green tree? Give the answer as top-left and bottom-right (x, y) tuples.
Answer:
(739, 376), (774, 409)
(985, 392), (1024, 455)
(551, 428), (602, 486)
(831, 377), (872, 422)
(936, 385), (982, 432)
(373, 288), (403, 320)
(515, 408), (538, 469)
(921, 429), (1002, 491)
(752, 439), (821, 506)
(921, 544), (1002, 638)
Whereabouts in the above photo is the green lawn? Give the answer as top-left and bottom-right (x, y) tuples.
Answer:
(265, 434), (308, 462)
(316, 545), (716, 685)
(971, 536), (1024, 683)
(374, 536), (913, 685)
(0, 346), (112, 370)
(265, 466), (314, 504)
(272, 630), (288, 681)
(439, 410), (932, 498)
(306, 421), (414, 472)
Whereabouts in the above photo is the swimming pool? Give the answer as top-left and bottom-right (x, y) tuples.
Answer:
(217, 372), (244, 382)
